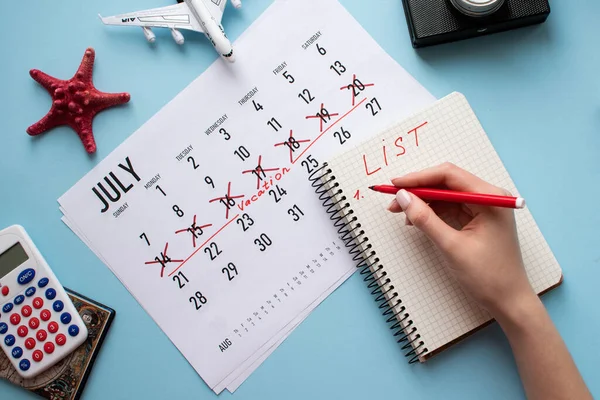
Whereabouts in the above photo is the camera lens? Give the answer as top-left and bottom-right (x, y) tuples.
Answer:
(448, 0), (505, 17)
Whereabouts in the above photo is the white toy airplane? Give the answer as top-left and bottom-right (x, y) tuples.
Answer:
(99, 0), (242, 62)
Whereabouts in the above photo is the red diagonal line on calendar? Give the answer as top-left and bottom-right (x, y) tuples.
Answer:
(167, 95), (368, 276)
(168, 214), (240, 277)
(292, 97), (367, 165)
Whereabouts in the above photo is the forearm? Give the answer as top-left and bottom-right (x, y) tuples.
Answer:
(494, 293), (591, 400)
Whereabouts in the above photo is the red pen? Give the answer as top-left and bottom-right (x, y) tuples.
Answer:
(368, 185), (526, 209)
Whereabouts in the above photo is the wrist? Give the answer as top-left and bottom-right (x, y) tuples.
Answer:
(491, 289), (545, 332)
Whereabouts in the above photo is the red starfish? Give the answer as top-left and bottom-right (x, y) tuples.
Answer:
(27, 48), (130, 153)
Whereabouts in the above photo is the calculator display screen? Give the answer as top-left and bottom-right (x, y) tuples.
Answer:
(0, 242), (29, 278)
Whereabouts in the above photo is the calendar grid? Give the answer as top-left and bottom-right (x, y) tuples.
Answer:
(292, 98), (368, 164)
(167, 213), (240, 277)
(58, 0), (440, 387)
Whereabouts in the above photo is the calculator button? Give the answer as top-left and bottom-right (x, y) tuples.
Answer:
(52, 300), (64, 312)
(10, 313), (21, 325)
(17, 268), (36, 285)
(60, 312), (72, 324)
(14, 295), (25, 305)
(24, 337), (36, 350)
(0, 322), (7, 334)
(2, 303), (13, 313)
(38, 278), (49, 288)
(32, 350), (43, 362)
(29, 317), (40, 329)
(40, 309), (51, 321)
(25, 287), (36, 297)
(55, 334), (66, 346)
(21, 305), (32, 317)
(68, 324), (80, 337)
(19, 359), (30, 371)
(1, 286), (8, 296)
(17, 325), (28, 337)
(33, 297), (44, 309)
(11, 346), (23, 359)
(36, 329), (47, 341)
(44, 341), (55, 354)
(45, 288), (56, 300)
(48, 321), (59, 334)
(4, 334), (15, 346)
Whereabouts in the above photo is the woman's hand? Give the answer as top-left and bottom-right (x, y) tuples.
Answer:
(389, 163), (592, 399)
(388, 162), (535, 319)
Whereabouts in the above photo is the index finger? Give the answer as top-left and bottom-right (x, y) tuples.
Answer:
(391, 163), (504, 194)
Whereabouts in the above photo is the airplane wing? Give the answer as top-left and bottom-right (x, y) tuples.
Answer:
(99, 2), (203, 32)
(204, 0), (227, 24)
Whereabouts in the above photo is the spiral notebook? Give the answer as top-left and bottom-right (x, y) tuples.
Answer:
(311, 92), (563, 362)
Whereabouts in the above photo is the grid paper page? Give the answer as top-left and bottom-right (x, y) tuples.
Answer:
(326, 92), (562, 359)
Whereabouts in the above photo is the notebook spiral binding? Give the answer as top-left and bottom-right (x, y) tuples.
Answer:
(308, 162), (428, 363)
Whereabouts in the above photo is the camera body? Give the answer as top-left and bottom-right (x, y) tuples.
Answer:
(402, 0), (550, 48)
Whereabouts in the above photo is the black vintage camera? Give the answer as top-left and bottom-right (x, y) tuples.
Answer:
(401, 0), (550, 48)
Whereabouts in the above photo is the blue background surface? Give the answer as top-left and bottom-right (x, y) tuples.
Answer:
(1, 0), (599, 399)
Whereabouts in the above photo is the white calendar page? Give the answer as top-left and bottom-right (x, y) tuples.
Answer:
(59, 0), (434, 392)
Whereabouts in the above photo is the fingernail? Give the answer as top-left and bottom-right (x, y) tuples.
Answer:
(387, 200), (397, 211)
(396, 189), (411, 210)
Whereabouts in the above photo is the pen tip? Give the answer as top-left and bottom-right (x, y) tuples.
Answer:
(368, 186), (374, 190)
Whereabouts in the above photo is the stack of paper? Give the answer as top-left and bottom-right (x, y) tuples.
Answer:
(60, 0), (434, 393)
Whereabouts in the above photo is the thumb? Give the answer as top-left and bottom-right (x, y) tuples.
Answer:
(395, 189), (457, 250)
